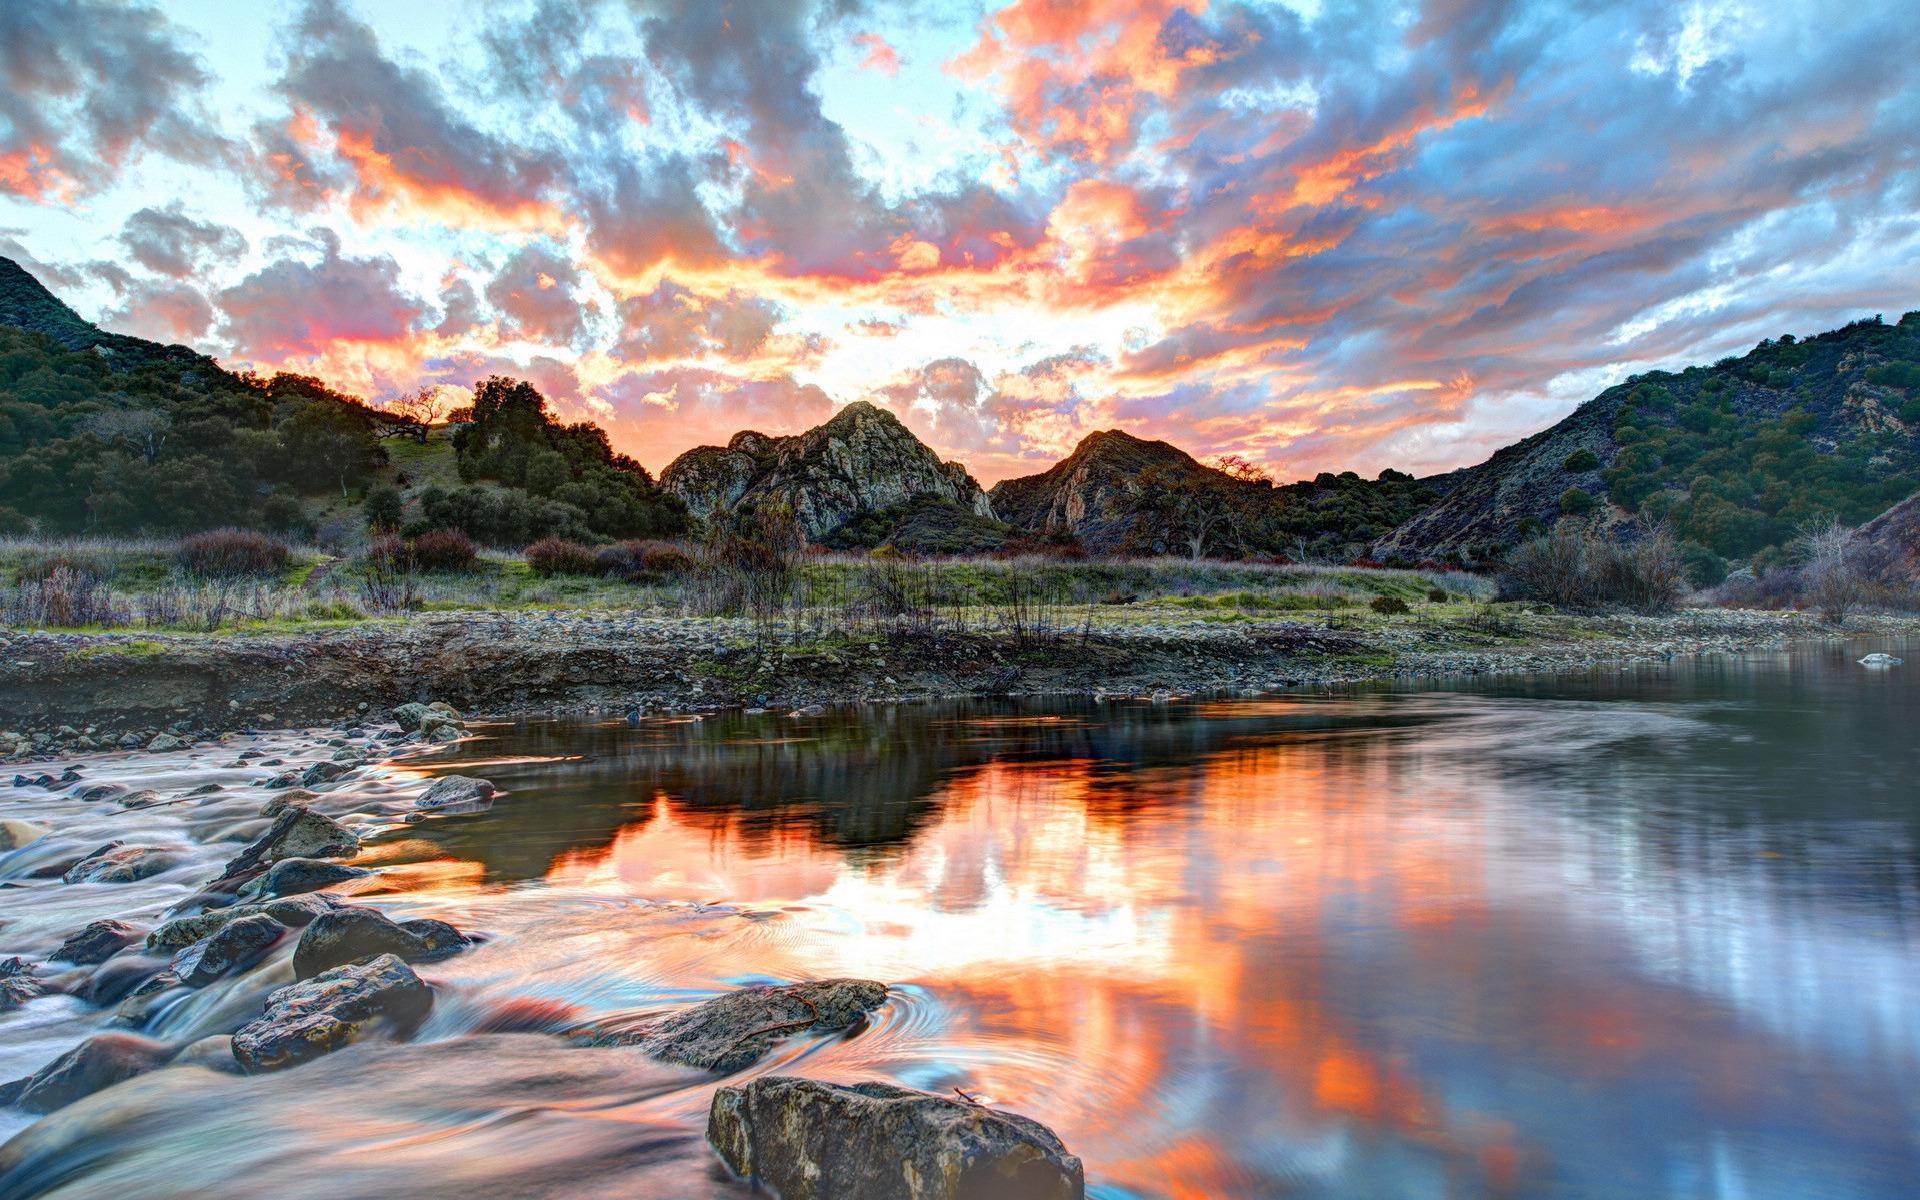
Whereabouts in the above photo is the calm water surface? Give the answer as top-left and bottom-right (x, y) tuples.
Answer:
(4, 638), (1918, 1198)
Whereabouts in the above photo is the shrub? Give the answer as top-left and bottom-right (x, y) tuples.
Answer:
(407, 528), (477, 572)
(1500, 520), (1685, 612)
(177, 528), (291, 578)
(364, 484), (404, 531)
(1795, 516), (1863, 623)
(1369, 595), (1410, 615)
(1559, 487), (1596, 516)
(15, 554), (104, 586)
(260, 494), (313, 540)
(595, 540), (694, 581)
(525, 537), (600, 576)
(1563, 448), (1600, 472)
(1426, 587), (1449, 603)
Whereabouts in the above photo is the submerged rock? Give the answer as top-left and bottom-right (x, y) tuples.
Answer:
(231, 954), (433, 1071)
(54, 918), (145, 964)
(0, 817), (48, 850)
(608, 979), (887, 1072)
(291, 905), (458, 979)
(238, 857), (370, 901)
(63, 842), (188, 884)
(707, 1076), (1085, 1200)
(412, 775), (495, 816)
(170, 914), (285, 987)
(1859, 652), (1904, 667)
(0, 1033), (173, 1113)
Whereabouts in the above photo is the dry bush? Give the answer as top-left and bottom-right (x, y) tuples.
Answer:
(1500, 520), (1686, 612)
(176, 529), (291, 579)
(524, 537), (600, 577)
(1795, 516), (1864, 623)
(4, 566), (124, 627)
(596, 540), (694, 582)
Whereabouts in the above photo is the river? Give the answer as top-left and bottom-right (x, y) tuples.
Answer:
(1, 638), (1916, 1198)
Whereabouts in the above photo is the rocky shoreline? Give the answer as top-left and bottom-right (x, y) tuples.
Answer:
(0, 606), (1914, 753)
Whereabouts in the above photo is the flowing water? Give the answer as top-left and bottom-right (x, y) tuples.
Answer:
(1, 638), (1917, 1198)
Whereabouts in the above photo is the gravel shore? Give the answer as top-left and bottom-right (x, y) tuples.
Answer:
(1, 606), (1914, 755)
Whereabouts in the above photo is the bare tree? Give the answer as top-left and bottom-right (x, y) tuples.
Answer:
(1796, 515), (1863, 623)
(376, 386), (447, 442)
(80, 408), (171, 464)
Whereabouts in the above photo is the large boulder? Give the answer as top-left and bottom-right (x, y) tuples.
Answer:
(238, 857), (370, 901)
(0, 1034), (173, 1113)
(391, 702), (431, 732)
(291, 905), (457, 979)
(54, 918), (145, 964)
(63, 842), (188, 883)
(230, 954), (432, 1071)
(708, 1076), (1084, 1200)
(612, 979), (887, 1072)
(170, 914), (285, 987)
(413, 775), (495, 816)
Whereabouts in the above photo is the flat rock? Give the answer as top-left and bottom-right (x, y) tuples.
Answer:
(0, 1034), (173, 1114)
(708, 1076), (1085, 1200)
(614, 979), (887, 1072)
(231, 954), (433, 1071)
(63, 842), (188, 884)
(55, 918), (146, 964)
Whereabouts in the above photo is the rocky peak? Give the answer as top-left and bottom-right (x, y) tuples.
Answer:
(988, 428), (1221, 552)
(661, 401), (994, 538)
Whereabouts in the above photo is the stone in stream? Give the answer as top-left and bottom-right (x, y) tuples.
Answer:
(0, 957), (43, 1011)
(54, 918), (145, 964)
(299, 761), (353, 788)
(238, 857), (371, 900)
(0, 1033), (174, 1113)
(707, 1076), (1085, 1200)
(600, 979), (887, 1072)
(291, 905), (464, 979)
(170, 1035), (245, 1075)
(63, 842), (189, 884)
(170, 914), (286, 987)
(0, 817), (48, 850)
(217, 808), (359, 883)
(146, 733), (186, 752)
(147, 893), (342, 951)
(230, 954), (433, 1072)
(391, 702), (432, 732)
(412, 775), (496, 816)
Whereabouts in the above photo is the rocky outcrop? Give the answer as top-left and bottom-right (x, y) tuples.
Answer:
(598, 978), (888, 1072)
(1856, 490), (1920, 583)
(661, 402), (993, 539)
(0, 1034), (174, 1113)
(231, 954), (433, 1071)
(988, 430), (1238, 553)
(708, 1076), (1085, 1200)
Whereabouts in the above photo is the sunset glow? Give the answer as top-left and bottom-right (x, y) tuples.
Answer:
(3, 0), (1916, 481)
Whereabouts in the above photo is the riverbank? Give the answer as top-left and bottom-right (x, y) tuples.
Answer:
(2, 604), (1914, 753)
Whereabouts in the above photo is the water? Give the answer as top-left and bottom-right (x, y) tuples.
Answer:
(2, 638), (1917, 1198)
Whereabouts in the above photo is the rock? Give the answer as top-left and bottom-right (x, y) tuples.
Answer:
(230, 954), (433, 1071)
(414, 775), (495, 815)
(0, 817), (48, 850)
(422, 718), (464, 743)
(182, 782), (223, 796)
(77, 782), (125, 802)
(1859, 652), (1904, 667)
(707, 1076), (1085, 1200)
(0, 1034), (174, 1113)
(398, 918), (468, 955)
(218, 807), (359, 880)
(146, 733), (186, 752)
(72, 954), (171, 1005)
(613, 979), (887, 1072)
(292, 906), (438, 979)
(427, 701), (462, 720)
(260, 788), (319, 817)
(299, 761), (352, 787)
(239, 857), (370, 900)
(170, 914), (285, 986)
(0, 956), (42, 1011)
(391, 702), (432, 732)
(147, 893), (341, 950)
(54, 918), (145, 964)
(63, 842), (188, 884)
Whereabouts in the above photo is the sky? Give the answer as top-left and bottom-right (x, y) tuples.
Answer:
(2, 0), (1917, 485)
